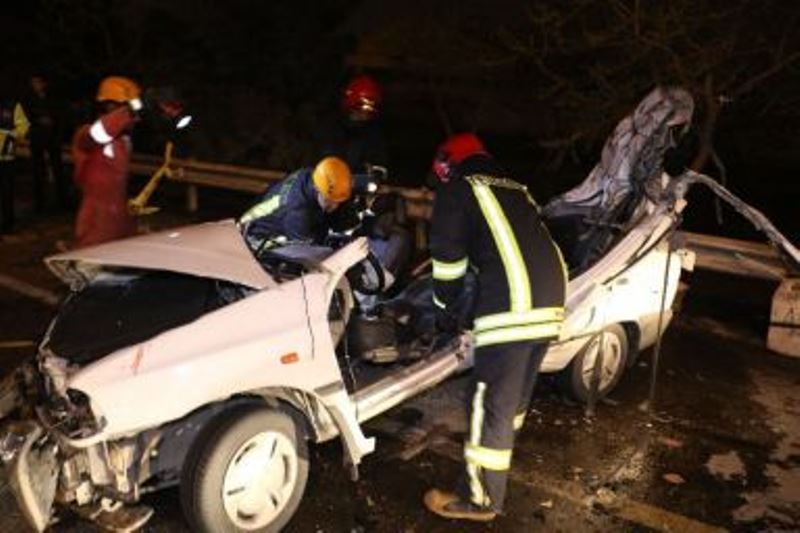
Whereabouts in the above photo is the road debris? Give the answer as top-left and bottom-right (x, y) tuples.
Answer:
(663, 473), (686, 485)
(593, 487), (619, 509)
(658, 436), (684, 449)
(705, 451), (746, 481)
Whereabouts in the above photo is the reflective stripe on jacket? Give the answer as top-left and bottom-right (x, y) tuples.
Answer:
(0, 103), (30, 162)
(72, 106), (137, 248)
(239, 169), (327, 248)
(429, 161), (567, 346)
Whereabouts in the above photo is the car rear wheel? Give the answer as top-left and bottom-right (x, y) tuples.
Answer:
(181, 405), (309, 533)
(559, 323), (629, 403)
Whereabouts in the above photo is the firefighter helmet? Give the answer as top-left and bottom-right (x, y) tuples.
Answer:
(432, 133), (487, 182)
(312, 157), (353, 203)
(341, 75), (382, 119)
(96, 76), (141, 103)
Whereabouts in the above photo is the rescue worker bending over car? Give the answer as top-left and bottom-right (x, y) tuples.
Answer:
(423, 133), (567, 522)
(239, 156), (353, 251)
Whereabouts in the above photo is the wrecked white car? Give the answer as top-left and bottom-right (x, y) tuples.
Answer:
(2, 86), (797, 533)
(0, 209), (688, 532)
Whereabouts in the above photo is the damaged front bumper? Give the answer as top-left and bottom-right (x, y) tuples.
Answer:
(0, 421), (59, 532)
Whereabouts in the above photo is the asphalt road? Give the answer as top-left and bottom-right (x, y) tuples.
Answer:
(1, 210), (798, 532)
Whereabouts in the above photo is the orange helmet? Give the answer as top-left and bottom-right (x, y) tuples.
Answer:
(96, 76), (141, 103)
(312, 157), (353, 203)
(341, 75), (382, 119)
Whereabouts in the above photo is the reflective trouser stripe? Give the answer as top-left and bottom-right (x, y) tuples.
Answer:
(432, 258), (468, 281)
(239, 195), (281, 224)
(513, 412), (526, 431)
(467, 382), (488, 507)
(475, 322), (562, 347)
(474, 307), (564, 333)
(432, 293), (447, 310)
(465, 443), (512, 471)
(469, 181), (531, 311)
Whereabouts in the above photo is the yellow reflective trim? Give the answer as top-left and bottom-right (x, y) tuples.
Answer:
(239, 195), (281, 224)
(13, 103), (29, 139)
(513, 412), (526, 431)
(432, 258), (468, 281)
(469, 181), (531, 311)
(432, 293), (447, 310)
(467, 382), (488, 507)
(474, 307), (564, 333)
(465, 443), (512, 471)
(475, 322), (561, 347)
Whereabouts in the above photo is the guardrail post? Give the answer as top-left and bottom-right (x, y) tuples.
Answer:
(415, 220), (427, 251)
(768, 278), (800, 358)
(187, 184), (198, 213)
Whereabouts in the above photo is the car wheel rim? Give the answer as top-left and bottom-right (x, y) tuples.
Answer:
(222, 430), (298, 530)
(580, 332), (623, 391)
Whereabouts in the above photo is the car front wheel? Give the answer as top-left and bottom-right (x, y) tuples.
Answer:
(181, 405), (309, 533)
(559, 323), (629, 403)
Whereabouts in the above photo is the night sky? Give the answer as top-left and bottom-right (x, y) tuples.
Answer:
(3, 0), (799, 235)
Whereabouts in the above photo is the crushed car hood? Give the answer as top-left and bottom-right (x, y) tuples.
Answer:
(45, 220), (276, 289)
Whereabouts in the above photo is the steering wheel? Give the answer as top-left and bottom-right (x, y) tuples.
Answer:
(348, 250), (386, 295)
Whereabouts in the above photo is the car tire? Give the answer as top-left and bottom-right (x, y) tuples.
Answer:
(558, 323), (629, 403)
(180, 405), (309, 533)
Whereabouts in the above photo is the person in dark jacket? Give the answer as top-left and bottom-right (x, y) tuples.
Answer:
(318, 74), (387, 175)
(23, 74), (68, 211)
(239, 156), (353, 251)
(423, 133), (567, 522)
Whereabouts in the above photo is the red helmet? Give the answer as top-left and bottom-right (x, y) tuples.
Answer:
(432, 133), (487, 183)
(342, 75), (382, 120)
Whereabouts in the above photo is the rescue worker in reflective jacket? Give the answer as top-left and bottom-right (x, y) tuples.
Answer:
(72, 76), (142, 248)
(424, 133), (567, 522)
(239, 156), (353, 251)
(319, 74), (387, 175)
(0, 96), (30, 234)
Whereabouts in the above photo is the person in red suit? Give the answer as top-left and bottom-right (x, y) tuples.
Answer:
(71, 76), (142, 248)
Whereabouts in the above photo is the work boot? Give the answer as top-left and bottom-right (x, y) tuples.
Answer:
(424, 488), (497, 522)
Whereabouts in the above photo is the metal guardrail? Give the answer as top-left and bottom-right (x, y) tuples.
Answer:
(18, 143), (434, 214)
(17, 144), (789, 280)
(678, 231), (790, 280)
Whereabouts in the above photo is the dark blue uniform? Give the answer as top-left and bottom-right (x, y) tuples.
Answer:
(430, 155), (567, 512)
(239, 168), (327, 250)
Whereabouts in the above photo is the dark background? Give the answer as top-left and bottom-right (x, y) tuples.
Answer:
(3, 0), (799, 238)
